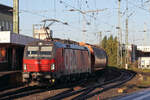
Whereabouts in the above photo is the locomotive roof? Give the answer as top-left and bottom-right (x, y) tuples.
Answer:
(27, 41), (88, 50)
(54, 42), (88, 50)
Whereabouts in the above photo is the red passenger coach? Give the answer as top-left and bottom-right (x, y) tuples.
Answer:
(22, 41), (91, 85)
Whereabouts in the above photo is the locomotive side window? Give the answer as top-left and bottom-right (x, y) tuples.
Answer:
(27, 46), (39, 57)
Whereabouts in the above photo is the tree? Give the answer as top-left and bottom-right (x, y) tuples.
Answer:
(102, 35), (118, 67)
(102, 36), (107, 49)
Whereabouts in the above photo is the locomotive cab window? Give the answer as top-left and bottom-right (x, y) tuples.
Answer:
(40, 46), (53, 57)
(26, 46), (39, 57)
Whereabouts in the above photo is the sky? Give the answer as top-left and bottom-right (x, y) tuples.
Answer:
(0, 0), (150, 45)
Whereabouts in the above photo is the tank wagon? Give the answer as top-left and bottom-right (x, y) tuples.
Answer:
(22, 41), (107, 85)
(92, 47), (108, 70)
(79, 42), (108, 71)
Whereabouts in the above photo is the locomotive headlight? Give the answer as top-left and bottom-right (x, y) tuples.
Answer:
(24, 64), (27, 70)
(38, 42), (43, 45)
(51, 64), (55, 70)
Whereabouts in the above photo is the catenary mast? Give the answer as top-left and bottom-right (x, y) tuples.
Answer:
(13, 0), (19, 34)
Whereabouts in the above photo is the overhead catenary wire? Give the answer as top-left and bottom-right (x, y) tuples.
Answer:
(128, 0), (150, 13)
(20, 4), (116, 38)
(59, 0), (97, 19)
(54, 0), (56, 18)
(59, 0), (115, 42)
(13, 0), (150, 45)
(61, 1), (116, 29)
(20, 9), (49, 18)
(21, 0), (117, 35)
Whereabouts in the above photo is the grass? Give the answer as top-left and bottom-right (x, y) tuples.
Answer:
(138, 76), (150, 87)
(108, 65), (150, 87)
(127, 66), (150, 88)
(128, 67), (150, 73)
(107, 65), (150, 96)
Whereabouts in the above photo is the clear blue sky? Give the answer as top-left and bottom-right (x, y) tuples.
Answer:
(0, 0), (150, 45)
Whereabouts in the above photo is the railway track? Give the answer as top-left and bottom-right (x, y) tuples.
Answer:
(0, 73), (90, 100)
(0, 68), (135, 100)
(73, 70), (135, 100)
(0, 86), (49, 100)
(45, 69), (135, 100)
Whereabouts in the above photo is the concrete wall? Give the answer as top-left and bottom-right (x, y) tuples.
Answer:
(0, 31), (40, 45)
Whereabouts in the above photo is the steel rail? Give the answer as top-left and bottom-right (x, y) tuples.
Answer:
(75, 70), (135, 100)
(46, 68), (124, 100)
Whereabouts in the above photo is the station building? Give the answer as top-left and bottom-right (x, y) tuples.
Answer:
(0, 4), (39, 71)
(0, 31), (39, 71)
(127, 45), (150, 69)
(126, 45), (150, 69)
(137, 47), (150, 69)
(138, 57), (150, 69)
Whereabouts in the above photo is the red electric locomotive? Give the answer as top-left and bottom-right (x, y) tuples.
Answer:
(22, 41), (91, 85)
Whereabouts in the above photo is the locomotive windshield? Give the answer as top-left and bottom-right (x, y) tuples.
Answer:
(27, 46), (39, 57)
(25, 46), (53, 58)
(40, 46), (52, 57)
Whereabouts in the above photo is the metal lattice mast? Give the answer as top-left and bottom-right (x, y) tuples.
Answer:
(68, 9), (107, 42)
(99, 31), (102, 46)
(125, 0), (129, 69)
(117, 0), (122, 66)
(144, 22), (147, 46)
(13, 0), (19, 34)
